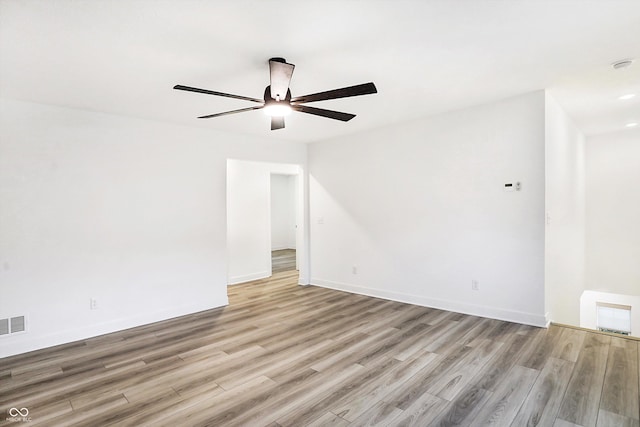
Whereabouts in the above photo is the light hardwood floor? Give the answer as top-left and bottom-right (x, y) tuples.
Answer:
(1, 271), (639, 426)
(272, 249), (296, 274)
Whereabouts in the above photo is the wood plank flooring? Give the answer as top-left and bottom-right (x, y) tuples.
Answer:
(272, 249), (296, 273)
(1, 271), (639, 426)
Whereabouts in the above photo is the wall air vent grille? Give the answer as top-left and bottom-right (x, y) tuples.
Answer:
(0, 318), (8, 335)
(597, 327), (630, 336)
(596, 302), (631, 335)
(11, 316), (26, 333)
(0, 316), (26, 336)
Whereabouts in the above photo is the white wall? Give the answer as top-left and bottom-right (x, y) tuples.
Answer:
(227, 160), (299, 285)
(308, 91), (547, 326)
(0, 98), (306, 357)
(585, 128), (640, 296)
(544, 94), (586, 326)
(270, 174), (297, 251)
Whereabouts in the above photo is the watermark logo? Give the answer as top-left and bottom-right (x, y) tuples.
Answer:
(9, 409), (28, 417)
(6, 407), (31, 423)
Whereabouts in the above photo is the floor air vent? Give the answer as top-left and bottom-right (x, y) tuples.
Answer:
(0, 316), (26, 336)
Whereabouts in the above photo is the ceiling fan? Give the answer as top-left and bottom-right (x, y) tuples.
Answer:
(173, 57), (377, 130)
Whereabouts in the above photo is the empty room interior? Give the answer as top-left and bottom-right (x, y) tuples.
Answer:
(1, 1), (640, 426)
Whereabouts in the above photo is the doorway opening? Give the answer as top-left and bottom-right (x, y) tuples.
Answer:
(226, 159), (307, 286)
(270, 173), (298, 274)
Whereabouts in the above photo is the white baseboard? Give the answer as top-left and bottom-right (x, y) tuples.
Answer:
(228, 271), (271, 285)
(311, 278), (547, 328)
(544, 312), (552, 328)
(1, 298), (228, 359)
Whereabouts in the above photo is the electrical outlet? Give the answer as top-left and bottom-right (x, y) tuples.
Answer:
(352, 265), (358, 274)
(471, 280), (479, 291)
(90, 298), (98, 310)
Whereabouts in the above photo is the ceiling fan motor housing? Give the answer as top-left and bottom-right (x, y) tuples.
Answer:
(264, 86), (292, 104)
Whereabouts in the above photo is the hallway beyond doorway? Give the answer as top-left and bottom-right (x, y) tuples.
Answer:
(272, 249), (296, 274)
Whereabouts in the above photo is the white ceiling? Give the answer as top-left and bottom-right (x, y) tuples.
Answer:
(1, 0), (639, 143)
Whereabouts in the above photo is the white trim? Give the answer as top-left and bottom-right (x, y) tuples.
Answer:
(311, 278), (547, 327)
(545, 312), (552, 327)
(228, 271), (271, 285)
(0, 298), (228, 358)
(298, 271), (310, 286)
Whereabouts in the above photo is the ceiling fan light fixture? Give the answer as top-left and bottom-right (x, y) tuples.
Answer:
(263, 102), (292, 117)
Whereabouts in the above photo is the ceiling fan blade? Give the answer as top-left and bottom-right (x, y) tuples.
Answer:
(271, 116), (285, 130)
(269, 58), (295, 101)
(174, 85), (263, 103)
(197, 105), (264, 119)
(291, 82), (377, 104)
(292, 105), (355, 122)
